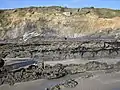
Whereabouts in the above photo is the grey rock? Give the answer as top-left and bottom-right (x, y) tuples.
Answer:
(85, 61), (108, 70)
(63, 79), (78, 88)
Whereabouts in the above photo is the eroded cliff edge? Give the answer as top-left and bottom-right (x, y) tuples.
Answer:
(1, 6), (120, 41)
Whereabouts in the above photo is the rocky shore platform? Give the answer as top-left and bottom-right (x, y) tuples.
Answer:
(1, 39), (120, 90)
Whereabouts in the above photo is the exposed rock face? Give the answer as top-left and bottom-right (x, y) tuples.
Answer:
(1, 7), (120, 41)
(0, 40), (120, 60)
(1, 7), (120, 60)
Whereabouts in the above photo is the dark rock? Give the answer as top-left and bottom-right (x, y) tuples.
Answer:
(43, 66), (67, 79)
(44, 64), (52, 69)
(50, 85), (61, 90)
(85, 61), (108, 70)
(0, 58), (5, 68)
(65, 64), (85, 74)
(5, 73), (15, 85)
(63, 79), (78, 88)
(0, 76), (6, 85)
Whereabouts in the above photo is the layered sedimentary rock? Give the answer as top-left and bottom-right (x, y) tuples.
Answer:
(1, 6), (120, 41)
(0, 39), (120, 60)
(1, 6), (120, 60)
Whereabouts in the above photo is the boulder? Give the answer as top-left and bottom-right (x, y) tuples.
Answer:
(63, 79), (78, 88)
(65, 64), (85, 74)
(85, 61), (108, 70)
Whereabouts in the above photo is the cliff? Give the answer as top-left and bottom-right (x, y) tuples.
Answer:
(1, 6), (120, 41)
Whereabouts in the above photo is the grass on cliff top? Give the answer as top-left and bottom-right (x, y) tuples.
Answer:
(1, 6), (120, 18)
(93, 8), (120, 18)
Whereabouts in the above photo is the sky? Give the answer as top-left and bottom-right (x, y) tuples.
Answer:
(0, 0), (120, 9)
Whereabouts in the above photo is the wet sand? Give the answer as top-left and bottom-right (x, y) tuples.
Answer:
(65, 72), (120, 90)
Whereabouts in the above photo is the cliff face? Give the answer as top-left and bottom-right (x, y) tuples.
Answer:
(1, 6), (120, 41)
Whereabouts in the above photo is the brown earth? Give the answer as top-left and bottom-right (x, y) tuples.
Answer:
(1, 7), (120, 41)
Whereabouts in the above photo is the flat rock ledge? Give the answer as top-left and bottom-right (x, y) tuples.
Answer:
(1, 61), (120, 86)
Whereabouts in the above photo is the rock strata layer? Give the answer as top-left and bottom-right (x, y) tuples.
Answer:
(1, 40), (120, 59)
